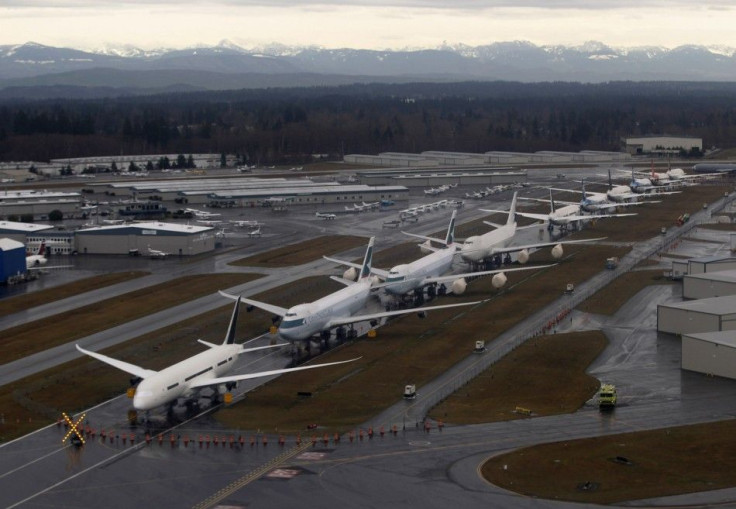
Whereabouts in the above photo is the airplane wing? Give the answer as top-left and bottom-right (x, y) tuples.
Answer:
(401, 231), (450, 246)
(590, 201), (660, 211)
(219, 290), (288, 317)
(422, 264), (556, 285)
(76, 344), (156, 379)
(27, 264), (73, 271)
(325, 300), (483, 328)
(490, 237), (607, 256)
(323, 256), (390, 279)
(189, 357), (361, 388)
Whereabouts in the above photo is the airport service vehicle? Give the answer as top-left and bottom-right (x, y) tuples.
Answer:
(222, 237), (483, 342)
(598, 384), (617, 409)
(474, 340), (486, 353)
(404, 384), (417, 399)
(605, 257), (619, 269)
(76, 298), (359, 413)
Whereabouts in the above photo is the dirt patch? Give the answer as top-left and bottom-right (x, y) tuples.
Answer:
(429, 332), (607, 424)
(0, 273), (261, 363)
(481, 420), (736, 505)
(0, 271), (148, 318)
(229, 235), (367, 267)
(577, 269), (675, 315)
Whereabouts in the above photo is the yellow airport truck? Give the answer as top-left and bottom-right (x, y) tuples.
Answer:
(598, 383), (617, 409)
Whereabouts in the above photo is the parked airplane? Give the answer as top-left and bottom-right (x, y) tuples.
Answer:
(362, 201), (380, 210)
(148, 245), (169, 259)
(549, 180), (658, 213)
(516, 189), (637, 231)
(326, 211), (553, 298)
(458, 192), (606, 265)
(247, 227), (262, 237)
(185, 208), (221, 219)
(26, 242), (47, 268)
(230, 220), (263, 228)
(75, 298), (359, 412)
(219, 237), (483, 342)
(315, 212), (337, 220)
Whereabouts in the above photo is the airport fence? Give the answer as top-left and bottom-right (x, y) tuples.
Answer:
(404, 191), (736, 424)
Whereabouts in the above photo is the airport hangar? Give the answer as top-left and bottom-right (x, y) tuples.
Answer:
(657, 295), (736, 336)
(355, 167), (527, 187)
(670, 255), (736, 280)
(683, 269), (736, 299)
(75, 222), (215, 256)
(0, 189), (82, 220)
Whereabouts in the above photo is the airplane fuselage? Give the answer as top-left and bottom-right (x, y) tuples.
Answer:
(278, 279), (373, 341)
(133, 344), (241, 411)
(384, 247), (456, 295)
(460, 223), (516, 263)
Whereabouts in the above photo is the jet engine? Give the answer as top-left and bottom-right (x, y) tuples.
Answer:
(343, 267), (358, 281)
(370, 275), (381, 286)
(517, 249), (530, 264)
(420, 240), (433, 255)
(491, 272), (507, 289)
(551, 243), (564, 259)
(451, 278), (467, 295)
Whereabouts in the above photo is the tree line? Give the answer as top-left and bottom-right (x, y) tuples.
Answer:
(0, 81), (734, 164)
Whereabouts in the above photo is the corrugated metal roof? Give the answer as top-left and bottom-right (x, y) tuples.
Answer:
(77, 221), (212, 234)
(659, 294), (736, 315)
(0, 221), (54, 233)
(684, 330), (736, 348)
(0, 238), (24, 251)
(685, 269), (736, 283)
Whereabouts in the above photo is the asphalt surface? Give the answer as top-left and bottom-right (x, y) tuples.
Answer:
(2, 167), (736, 508)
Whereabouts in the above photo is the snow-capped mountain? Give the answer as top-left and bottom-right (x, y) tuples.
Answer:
(1, 40), (736, 97)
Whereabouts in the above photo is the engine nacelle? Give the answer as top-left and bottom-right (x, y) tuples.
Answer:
(420, 240), (433, 255)
(551, 243), (564, 259)
(370, 275), (381, 286)
(451, 278), (467, 295)
(343, 267), (358, 281)
(492, 272), (507, 289)
(517, 249), (530, 264)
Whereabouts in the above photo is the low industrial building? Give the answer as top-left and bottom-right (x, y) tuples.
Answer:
(356, 168), (525, 187)
(0, 238), (27, 284)
(688, 255), (736, 275)
(0, 189), (82, 220)
(657, 295), (736, 335)
(0, 221), (54, 244)
(682, 331), (736, 380)
(75, 222), (215, 256)
(623, 135), (702, 156)
(683, 270), (736, 299)
(205, 185), (408, 208)
(344, 154), (439, 167)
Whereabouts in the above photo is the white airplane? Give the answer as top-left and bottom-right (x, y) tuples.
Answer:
(26, 242), (48, 268)
(458, 192), (606, 264)
(315, 212), (337, 220)
(345, 203), (366, 213)
(196, 219), (223, 227)
(219, 237), (483, 342)
(75, 298), (359, 412)
(549, 180), (659, 213)
(185, 208), (221, 219)
(247, 227), (262, 237)
(230, 220), (263, 228)
(362, 201), (380, 210)
(515, 189), (637, 232)
(148, 245), (169, 259)
(326, 211), (554, 297)
(637, 163), (716, 186)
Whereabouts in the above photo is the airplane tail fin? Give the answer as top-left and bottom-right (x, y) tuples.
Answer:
(223, 296), (241, 345)
(359, 237), (375, 280)
(549, 188), (556, 213)
(444, 210), (457, 245)
(608, 169), (613, 190)
(581, 178), (587, 201)
(38, 241), (45, 256)
(506, 192), (518, 226)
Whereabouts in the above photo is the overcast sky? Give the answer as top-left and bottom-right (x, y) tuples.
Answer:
(2, 1), (735, 51)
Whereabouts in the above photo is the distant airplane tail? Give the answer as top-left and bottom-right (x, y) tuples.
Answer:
(359, 237), (375, 280)
(549, 188), (556, 214)
(37, 241), (45, 256)
(223, 296), (241, 345)
(444, 210), (457, 245)
(506, 192), (518, 226)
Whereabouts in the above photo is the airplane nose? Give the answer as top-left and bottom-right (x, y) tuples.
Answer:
(133, 388), (155, 411)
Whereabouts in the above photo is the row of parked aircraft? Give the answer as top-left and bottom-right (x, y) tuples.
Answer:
(74, 168), (692, 416)
(344, 201), (380, 213)
(424, 183), (457, 196)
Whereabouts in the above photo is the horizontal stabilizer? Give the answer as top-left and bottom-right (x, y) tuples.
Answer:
(330, 275), (356, 286)
(401, 231), (448, 245)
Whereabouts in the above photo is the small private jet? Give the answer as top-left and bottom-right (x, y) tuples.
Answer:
(315, 212), (337, 220)
(147, 246), (169, 259)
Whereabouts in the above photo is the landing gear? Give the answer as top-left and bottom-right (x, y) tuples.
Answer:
(503, 253), (512, 265)
(426, 284), (436, 300)
(438, 284), (447, 296)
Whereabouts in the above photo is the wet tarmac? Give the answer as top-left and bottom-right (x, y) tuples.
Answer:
(3, 171), (736, 508)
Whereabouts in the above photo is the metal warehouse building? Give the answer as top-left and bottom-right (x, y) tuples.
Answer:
(688, 255), (736, 275)
(356, 168), (525, 187)
(657, 295), (736, 335)
(682, 331), (736, 380)
(0, 238), (27, 284)
(0, 221), (54, 244)
(683, 270), (736, 300)
(206, 185), (408, 208)
(623, 135), (702, 156)
(75, 222), (215, 256)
